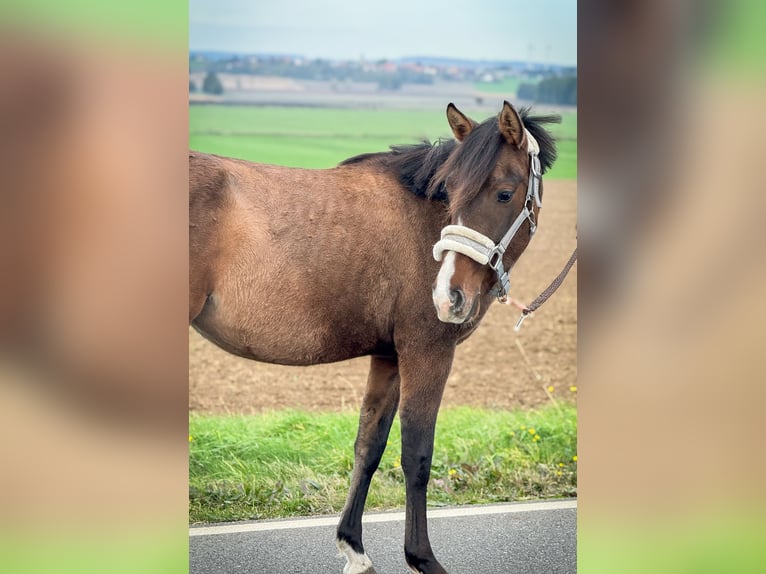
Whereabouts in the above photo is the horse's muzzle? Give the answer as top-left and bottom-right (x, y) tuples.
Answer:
(432, 287), (478, 324)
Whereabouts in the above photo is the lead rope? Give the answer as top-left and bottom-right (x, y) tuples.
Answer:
(513, 247), (577, 331)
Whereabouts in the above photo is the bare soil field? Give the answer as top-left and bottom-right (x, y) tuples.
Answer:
(189, 180), (576, 415)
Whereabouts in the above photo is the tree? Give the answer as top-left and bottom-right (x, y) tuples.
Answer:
(517, 82), (537, 101)
(202, 71), (223, 95)
(536, 75), (576, 105)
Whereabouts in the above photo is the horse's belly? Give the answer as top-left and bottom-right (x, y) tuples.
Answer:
(192, 292), (380, 366)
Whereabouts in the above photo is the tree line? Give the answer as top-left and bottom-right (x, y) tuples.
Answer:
(518, 75), (576, 106)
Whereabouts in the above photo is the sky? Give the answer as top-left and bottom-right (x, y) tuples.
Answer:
(190, 0), (577, 65)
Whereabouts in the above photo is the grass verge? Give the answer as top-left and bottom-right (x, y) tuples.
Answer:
(189, 404), (576, 524)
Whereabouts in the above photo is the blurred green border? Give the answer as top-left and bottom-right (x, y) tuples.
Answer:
(0, 532), (187, 574)
(580, 510), (766, 574)
(0, 3), (188, 572)
(705, 0), (766, 76)
(0, 1), (187, 47)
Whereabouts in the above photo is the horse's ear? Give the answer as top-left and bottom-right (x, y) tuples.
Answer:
(498, 100), (527, 148)
(446, 103), (477, 142)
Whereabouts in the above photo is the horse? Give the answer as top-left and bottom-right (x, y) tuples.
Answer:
(189, 100), (558, 574)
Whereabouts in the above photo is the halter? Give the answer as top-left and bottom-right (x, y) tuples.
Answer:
(432, 129), (543, 301)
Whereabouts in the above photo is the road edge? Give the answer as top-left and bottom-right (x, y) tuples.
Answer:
(190, 499), (577, 537)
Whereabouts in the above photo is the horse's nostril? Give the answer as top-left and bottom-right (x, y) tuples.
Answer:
(449, 288), (465, 312)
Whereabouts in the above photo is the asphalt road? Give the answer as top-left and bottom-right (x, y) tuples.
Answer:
(190, 499), (576, 574)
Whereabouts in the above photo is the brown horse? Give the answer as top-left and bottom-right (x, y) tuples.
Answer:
(189, 101), (558, 574)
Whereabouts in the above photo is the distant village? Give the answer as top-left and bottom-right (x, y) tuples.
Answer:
(189, 52), (576, 106)
(191, 52), (574, 82)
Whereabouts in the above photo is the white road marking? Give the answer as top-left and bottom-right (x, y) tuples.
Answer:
(189, 499), (577, 537)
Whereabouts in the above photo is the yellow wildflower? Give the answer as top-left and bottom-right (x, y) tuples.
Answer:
(572, 455), (578, 462)
(547, 385), (554, 393)
(528, 428), (536, 435)
(569, 386), (577, 392)
(558, 462), (565, 468)
(448, 468), (457, 477)
(393, 457), (401, 469)
(556, 471), (563, 476)
(188, 435), (193, 442)
(533, 435), (540, 442)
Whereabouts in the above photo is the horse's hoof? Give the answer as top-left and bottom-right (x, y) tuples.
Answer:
(343, 562), (376, 574)
(338, 539), (376, 574)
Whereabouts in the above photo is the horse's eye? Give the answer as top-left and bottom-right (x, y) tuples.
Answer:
(497, 190), (514, 203)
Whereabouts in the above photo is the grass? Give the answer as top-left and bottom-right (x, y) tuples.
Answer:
(189, 105), (577, 179)
(189, 404), (577, 524)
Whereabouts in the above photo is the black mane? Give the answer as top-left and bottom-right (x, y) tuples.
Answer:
(340, 139), (457, 202)
(339, 108), (559, 205)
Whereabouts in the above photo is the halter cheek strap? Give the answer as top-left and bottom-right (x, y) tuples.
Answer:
(432, 129), (542, 301)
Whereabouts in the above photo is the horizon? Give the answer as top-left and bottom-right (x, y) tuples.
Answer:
(189, 49), (577, 69)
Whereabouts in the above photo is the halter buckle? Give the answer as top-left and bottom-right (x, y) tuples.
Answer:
(488, 247), (505, 271)
(530, 155), (542, 178)
(527, 209), (537, 235)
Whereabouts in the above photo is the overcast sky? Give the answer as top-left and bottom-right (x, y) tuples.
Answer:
(190, 0), (576, 65)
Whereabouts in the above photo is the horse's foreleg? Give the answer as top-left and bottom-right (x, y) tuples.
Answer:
(399, 349), (454, 574)
(337, 355), (400, 574)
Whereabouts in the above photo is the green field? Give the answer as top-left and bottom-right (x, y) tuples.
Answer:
(189, 404), (577, 523)
(474, 77), (526, 95)
(189, 105), (577, 179)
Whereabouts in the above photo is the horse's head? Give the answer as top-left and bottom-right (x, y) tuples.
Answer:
(431, 101), (558, 324)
